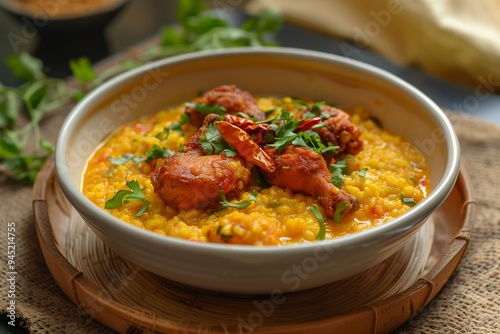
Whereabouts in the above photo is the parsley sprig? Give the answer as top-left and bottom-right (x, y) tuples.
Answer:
(155, 113), (190, 139)
(0, 53), (76, 184)
(400, 194), (417, 207)
(329, 158), (354, 187)
(199, 123), (237, 157)
(267, 110), (338, 154)
(214, 189), (263, 213)
(105, 179), (150, 216)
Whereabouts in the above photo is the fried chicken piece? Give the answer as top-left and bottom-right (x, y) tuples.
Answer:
(261, 145), (359, 218)
(151, 153), (251, 211)
(186, 85), (266, 127)
(301, 105), (363, 158)
(151, 114), (251, 211)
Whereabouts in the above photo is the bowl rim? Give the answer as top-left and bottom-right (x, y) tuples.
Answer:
(55, 46), (461, 253)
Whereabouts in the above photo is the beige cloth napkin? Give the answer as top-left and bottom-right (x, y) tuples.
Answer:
(247, 0), (500, 90)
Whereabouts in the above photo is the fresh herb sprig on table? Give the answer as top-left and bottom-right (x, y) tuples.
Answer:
(0, 1), (283, 185)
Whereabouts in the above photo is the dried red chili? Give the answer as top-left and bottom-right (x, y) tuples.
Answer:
(295, 117), (322, 132)
(215, 121), (275, 173)
(224, 114), (270, 132)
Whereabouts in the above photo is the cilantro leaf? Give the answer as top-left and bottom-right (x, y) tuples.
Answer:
(177, 0), (205, 26)
(218, 190), (251, 210)
(241, 8), (283, 45)
(266, 110), (301, 151)
(333, 202), (348, 224)
(156, 113), (190, 139)
(105, 179), (149, 216)
(69, 57), (97, 84)
(359, 168), (368, 179)
(161, 26), (186, 46)
(104, 189), (132, 209)
(249, 190), (264, 206)
(135, 200), (150, 217)
(310, 204), (326, 240)
(401, 194), (417, 207)
(5, 52), (45, 81)
(213, 190), (264, 213)
(3, 154), (48, 185)
(185, 102), (227, 115)
(0, 87), (20, 129)
(199, 123), (236, 156)
(292, 131), (337, 154)
(145, 144), (175, 163)
(107, 145), (174, 166)
(124, 179), (146, 202)
(329, 158), (354, 186)
(331, 168), (344, 187)
(186, 14), (227, 36)
(107, 153), (145, 165)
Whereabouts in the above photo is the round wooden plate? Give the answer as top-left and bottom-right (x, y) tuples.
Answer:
(32, 156), (475, 333)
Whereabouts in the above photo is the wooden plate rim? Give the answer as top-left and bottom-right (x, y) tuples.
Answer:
(32, 155), (476, 334)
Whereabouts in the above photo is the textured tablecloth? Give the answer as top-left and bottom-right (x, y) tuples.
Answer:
(1, 104), (499, 332)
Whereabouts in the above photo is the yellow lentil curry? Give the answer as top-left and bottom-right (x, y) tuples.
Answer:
(82, 92), (429, 246)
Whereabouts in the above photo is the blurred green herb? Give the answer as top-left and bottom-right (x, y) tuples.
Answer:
(310, 204), (326, 240)
(0, 1), (282, 185)
(329, 158), (354, 187)
(400, 194), (417, 207)
(199, 123), (237, 157)
(333, 201), (348, 224)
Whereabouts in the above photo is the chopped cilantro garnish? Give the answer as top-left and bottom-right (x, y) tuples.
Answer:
(156, 113), (190, 139)
(107, 145), (174, 166)
(107, 153), (145, 165)
(268, 200), (280, 208)
(199, 123), (237, 156)
(359, 168), (368, 179)
(213, 189), (263, 213)
(330, 168), (344, 187)
(216, 226), (233, 242)
(185, 101), (227, 115)
(333, 201), (348, 224)
(265, 110), (338, 154)
(105, 179), (150, 217)
(249, 190), (264, 206)
(329, 158), (354, 187)
(145, 144), (175, 163)
(400, 194), (417, 207)
(292, 131), (338, 154)
(218, 190), (251, 210)
(310, 204), (326, 240)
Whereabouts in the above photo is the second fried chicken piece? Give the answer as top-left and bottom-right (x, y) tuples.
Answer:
(301, 105), (363, 158)
(261, 145), (359, 218)
(186, 85), (266, 127)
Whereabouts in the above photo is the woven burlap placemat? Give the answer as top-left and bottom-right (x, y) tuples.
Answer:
(1, 104), (499, 333)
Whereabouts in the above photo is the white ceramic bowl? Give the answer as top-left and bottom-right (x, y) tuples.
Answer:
(55, 47), (460, 294)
